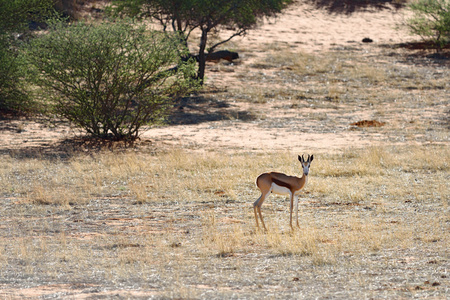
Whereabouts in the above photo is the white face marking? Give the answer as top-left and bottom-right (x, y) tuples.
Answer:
(302, 163), (310, 176)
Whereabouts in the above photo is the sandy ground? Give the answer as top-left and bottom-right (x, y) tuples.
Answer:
(231, 0), (411, 54)
(141, 2), (420, 153)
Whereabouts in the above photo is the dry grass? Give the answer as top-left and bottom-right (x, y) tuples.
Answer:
(233, 47), (449, 111)
(0, 145), (448, 298)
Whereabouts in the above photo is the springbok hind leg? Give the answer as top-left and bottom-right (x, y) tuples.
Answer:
(253, 195), (267, 231)
(254, 193), (268, 231)
(257, 205), (267, 231)
(253, 204), (260, 229)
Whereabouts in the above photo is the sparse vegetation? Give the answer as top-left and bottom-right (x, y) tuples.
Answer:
(0, 146), (448, 297)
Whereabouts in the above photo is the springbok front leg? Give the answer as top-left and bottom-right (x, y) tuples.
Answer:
(289, 193), (294, 230)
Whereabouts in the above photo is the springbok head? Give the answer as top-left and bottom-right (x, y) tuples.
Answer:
(298, 154), (314, 176)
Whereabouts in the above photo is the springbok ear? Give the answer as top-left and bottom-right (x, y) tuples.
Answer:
(298, 155), (302, 162)
(310, 155), (314, 162)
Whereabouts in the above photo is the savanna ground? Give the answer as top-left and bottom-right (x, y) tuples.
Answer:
(0, 1), (449, 299)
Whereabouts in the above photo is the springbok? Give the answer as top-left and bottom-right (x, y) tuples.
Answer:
(253, 154), (314, 231)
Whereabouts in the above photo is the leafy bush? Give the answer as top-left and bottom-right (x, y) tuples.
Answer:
(407, 0), (450, 50)
(0, 36), (30, 112)
(0, 0), (53, 113)
(26, 19), (198, 140)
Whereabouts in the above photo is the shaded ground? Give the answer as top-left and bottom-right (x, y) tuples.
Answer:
(308, 0), (407, 14)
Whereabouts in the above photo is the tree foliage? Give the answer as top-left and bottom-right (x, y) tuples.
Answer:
(0, 0), (53, 34)
(111, 0), (293, 83)
(0, 0), (54, 112)
(26, 20), (199, 140)
(407, 0), (450, 50)
(0, 35), (29, 112)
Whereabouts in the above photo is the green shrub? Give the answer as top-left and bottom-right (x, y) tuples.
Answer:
(26, 19), (198, 140)
(407, 0), (450, 50)
(0, 36), (30, 112)
(0, 0), (53, 113)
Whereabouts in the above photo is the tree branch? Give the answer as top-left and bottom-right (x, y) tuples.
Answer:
(208, 28), (247, 53)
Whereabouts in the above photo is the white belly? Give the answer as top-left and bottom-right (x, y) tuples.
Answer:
(270, 182), (304, 197)
(271, 182), (292, 196)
